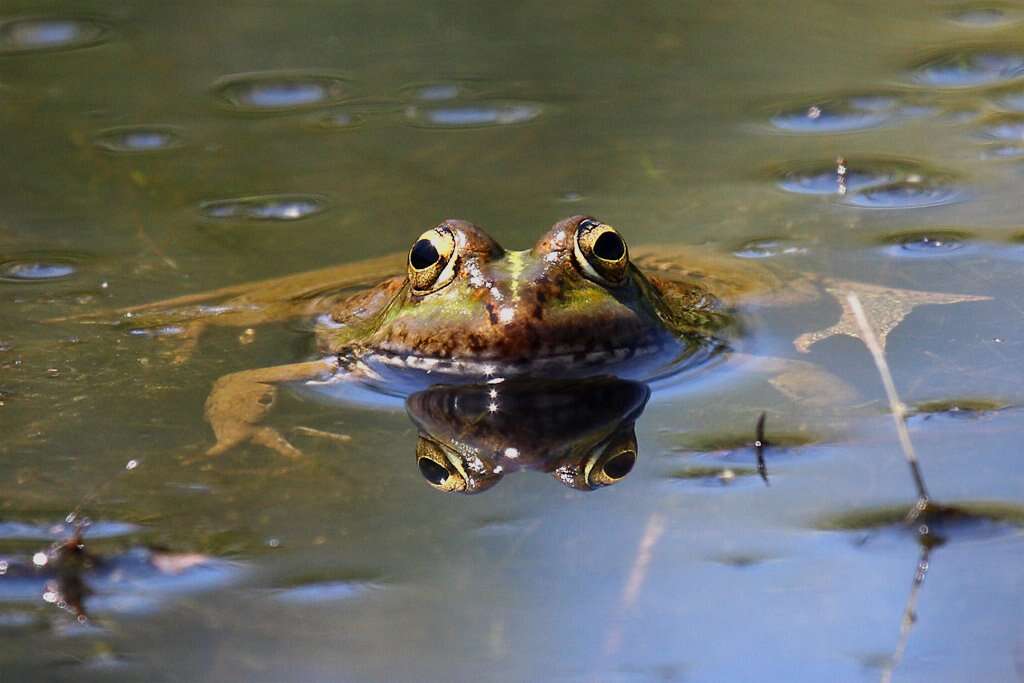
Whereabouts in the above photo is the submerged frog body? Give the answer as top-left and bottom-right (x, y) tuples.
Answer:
(64, 215), (987, 459)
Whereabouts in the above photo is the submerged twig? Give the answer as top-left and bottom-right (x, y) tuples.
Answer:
(846, 293), (930, 505)
(754, 412), (770, 486)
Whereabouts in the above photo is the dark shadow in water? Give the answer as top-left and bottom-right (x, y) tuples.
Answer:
(0, 522), (240, 625)
(405, 377), (649, 494)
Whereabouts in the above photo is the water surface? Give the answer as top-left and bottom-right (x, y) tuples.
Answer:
(2, 2), (1024, 681)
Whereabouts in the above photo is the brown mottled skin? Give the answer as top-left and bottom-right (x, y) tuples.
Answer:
(61, 215), (988, 458)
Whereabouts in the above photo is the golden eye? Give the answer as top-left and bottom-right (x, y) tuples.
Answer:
(416, 438), (467, 493)
(551, 429), (638, 490)
(408, 226), (458, 293)
(415, 438), (503, 494)
(573, 218), (629, 285)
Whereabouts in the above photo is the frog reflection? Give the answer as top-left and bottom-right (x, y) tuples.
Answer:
(406, 377), (649, 493)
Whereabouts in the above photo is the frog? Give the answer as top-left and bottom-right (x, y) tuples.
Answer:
(61, 215), (988, 459)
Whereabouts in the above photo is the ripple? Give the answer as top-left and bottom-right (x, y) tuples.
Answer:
(314, 110), (365, 129)
(214, 73), (348, 112)
(199, 194), (327, 221)
(975, 115), (1024, 140)
(993, 89), (1024, 110)
(0, 255), (78, 283)
(910, 50), (1024, 88)
(769, 95), (933, 133)
(92, 125), (183, 153)
(405, 101), (543, 128)
(948, 6), (1013, 26)
(777, 163), (899, 195)
(0, 17), (109, 53)
(0, 520), (139, 540)
(981, 143), (1024, 159)
(881, 230), (972, 255)
(734, 239), (809, 259)
(408, 82), (464, 101)
(268, 579), (379, 604)
(843, 179), (963, 209)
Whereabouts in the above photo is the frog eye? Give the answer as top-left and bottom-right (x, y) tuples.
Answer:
(415, 437), (502, 494)
(552, 429), (637, 490)
(408, 226), (458, 294)
(573, 218), (629, 286)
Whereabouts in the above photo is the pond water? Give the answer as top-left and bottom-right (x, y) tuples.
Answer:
(2, 1), (1024, 681)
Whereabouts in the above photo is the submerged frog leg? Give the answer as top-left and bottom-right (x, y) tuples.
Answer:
(739, 354), (858, 407)
(204, 358), (339, 459)
(49, 253), (405, 359)
(794, 280), (990, 353)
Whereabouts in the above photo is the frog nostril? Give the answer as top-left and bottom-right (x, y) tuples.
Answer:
(593, 231), (625, 261)
(418, 456), (449, 485)
(410, 239), (440, 269)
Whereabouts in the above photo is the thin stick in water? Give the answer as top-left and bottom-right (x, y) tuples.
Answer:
(846, 293), (929, 503)
(755, 411), (770, 486)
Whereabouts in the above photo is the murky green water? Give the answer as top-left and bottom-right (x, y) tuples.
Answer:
(3, 1), (1024, 681)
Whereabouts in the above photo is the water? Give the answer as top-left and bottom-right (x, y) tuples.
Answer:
(2, 1), (1024, 681)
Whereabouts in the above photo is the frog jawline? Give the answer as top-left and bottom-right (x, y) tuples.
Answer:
(359, 340), (691, 381)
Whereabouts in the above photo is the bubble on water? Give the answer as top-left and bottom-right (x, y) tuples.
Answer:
(0, 256), (78, 283)
(734, 239), (809, 259)
(843, 179), (964, 209)
(910, 50), (1024, 88)
(92, 125), (183, 153)
(214, 73), (348, 112)
(405, 101), (543, 128)
(0, 17), (109, 53)
(199, 194), (327, 222)
(881, 230), (972, 255)
(771, 102), (890, 133)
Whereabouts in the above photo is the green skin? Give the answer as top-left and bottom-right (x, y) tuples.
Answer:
(63, 215), (986, 458)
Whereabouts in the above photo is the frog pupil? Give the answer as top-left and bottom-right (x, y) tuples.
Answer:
(410, 239), (440, 269)
(603, 451), (635, 479)
(593, 231), (625, 261)
(418, 457), (449, 485)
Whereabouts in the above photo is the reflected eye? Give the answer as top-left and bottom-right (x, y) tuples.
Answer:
(416, 438), (467, 493)
(408, 226), (458, 293)
(414, 437), (502, 494)
(418, 456), (450, 486)
(552, 428), (638, 490)
(573, 218), (629, 285)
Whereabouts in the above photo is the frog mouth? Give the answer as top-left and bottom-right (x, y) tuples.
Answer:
(359, 338), (705, 378)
